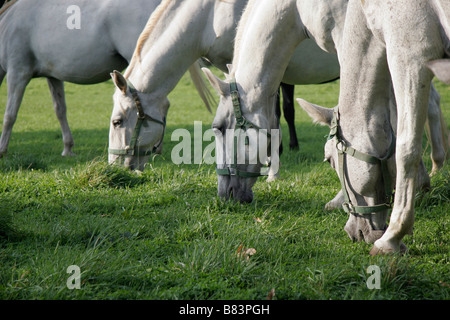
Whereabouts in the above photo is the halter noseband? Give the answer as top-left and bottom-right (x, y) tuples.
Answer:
(215, 80), (271, 178)
(329, 109), (395, 215)
(108, 80), (166, 158)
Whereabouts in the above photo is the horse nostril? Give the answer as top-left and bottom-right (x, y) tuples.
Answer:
(125, 160), (134, 171)
(239, 195), (253, 203)
(359, 230), (365, 242)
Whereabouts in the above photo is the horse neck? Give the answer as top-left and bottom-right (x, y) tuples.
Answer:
(125, 0), (215, 95)
(337, 4), (393, 156)
(232, 0), (304, 113)
(107, 0), (163, 63)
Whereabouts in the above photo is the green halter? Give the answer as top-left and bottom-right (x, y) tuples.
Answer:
(215, 80), (271, 178)
(108, 80), (166, 158)
(328, 109), (395, 215)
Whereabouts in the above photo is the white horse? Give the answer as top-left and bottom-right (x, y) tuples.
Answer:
(300, 0), (450, 255)
(201, 0), (347, 203)
(0, 0), (209, 157)
(108, 0), (340, 171)
(203, 0), (448, 249)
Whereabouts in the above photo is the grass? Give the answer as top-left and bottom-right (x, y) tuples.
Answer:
(0, 69), (449, 300)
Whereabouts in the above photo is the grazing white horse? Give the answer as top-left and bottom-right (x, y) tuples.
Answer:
(203, 0), (448, 250)
(201, 0), (347, 203)
(300, 0), (450, 254)
(0, 0), (174, 157)
(304, 0), (450, 254)
(108, 0), (340, 171)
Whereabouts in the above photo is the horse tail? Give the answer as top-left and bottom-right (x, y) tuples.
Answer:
(0, 0), (17, 16)
(188, 60), (216, 114)
(438, 107), (450, 160)
(424, 85), (450, 169)
(431, 82), (450, 161)
(440, 110), (450, 159)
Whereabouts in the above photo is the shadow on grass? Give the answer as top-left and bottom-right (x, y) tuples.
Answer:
(0, 122), (330, 174)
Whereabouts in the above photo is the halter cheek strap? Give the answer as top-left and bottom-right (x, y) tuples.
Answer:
(215, 80), (271, 178)
(108, 80), (166, 158)
(329, 109), (395, 215)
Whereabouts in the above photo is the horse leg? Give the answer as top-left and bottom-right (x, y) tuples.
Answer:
(390, 83), (430, 192)
(267, 127), (281, 182)
(275, 86), (283, 156)
(265, 87), (283, 182)
(426, 83), (447, 175)
(0, 71), (31, 158)
(281, 83), (298, 150)
(0, 68), (6, 88)
(372, 63), (433, 255)
(325, 189), (344, 211)
(47, 78), (75, 156)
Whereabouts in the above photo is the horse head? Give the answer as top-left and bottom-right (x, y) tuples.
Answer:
(298, 98), (395, 244)
(108, 70), (168, 171)
(202, 67), (280, 203)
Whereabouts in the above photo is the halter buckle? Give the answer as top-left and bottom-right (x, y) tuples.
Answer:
(336, 140), (348, 153)
(137, 112), (146, 120)
(342, 202), (354, 213)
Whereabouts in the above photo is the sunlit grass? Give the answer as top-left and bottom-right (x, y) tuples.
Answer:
(0, 71), (448, 299)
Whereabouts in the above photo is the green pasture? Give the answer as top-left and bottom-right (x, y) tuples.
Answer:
(0, 69), (448, 300)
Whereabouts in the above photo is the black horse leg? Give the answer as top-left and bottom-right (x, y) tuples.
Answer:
(276, 86), (283, 156)
(280, 83), (299, 150)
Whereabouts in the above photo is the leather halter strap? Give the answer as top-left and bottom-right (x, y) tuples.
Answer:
(329, 109), (395, 215)
(108, 80), (166, 158)
(216, 80), (271, 178)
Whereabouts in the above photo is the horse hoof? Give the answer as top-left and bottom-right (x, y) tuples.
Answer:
(324, 201), (338, 211)
(369, 241), (408, 256)
(62, 151), (76, 157)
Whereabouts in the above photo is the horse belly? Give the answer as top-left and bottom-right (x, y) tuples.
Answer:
(35, 52), (128, 85)
(282, 39), (340, 85)
(23, 0), (130, 84)
(31, 29), (128, 84)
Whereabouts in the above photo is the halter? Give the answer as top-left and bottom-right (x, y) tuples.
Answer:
(108, 80), (166, 158)
(215, 80), (271, 178)
(328, 109), (395, 215)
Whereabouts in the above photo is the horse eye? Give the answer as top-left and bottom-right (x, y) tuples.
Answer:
(112, 119), (123, 128)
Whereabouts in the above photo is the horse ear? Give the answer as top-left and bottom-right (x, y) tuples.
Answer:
(110, 70), (128, 95)
(226, 64), (233, 75)
(427, 59), (450, 84)
(201, 67), (229, 96)
(297, 98), (334, 127)
(223, 64), (233, 80)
